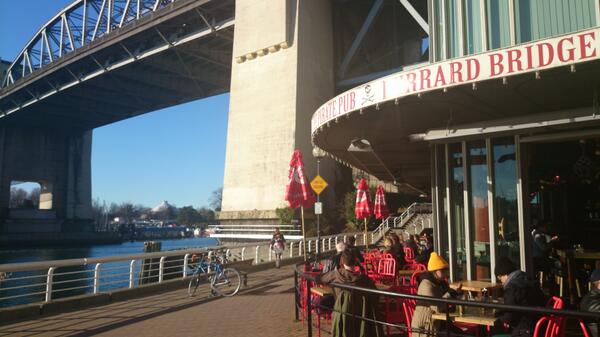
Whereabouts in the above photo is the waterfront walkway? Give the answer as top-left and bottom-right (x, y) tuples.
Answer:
(0, 265), (307, 337)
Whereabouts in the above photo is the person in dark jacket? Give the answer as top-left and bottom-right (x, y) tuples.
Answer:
(494, 257), (547, 337)
(317, 250), (383, 337)
(346, 236), (364, 263)
(323, 242), (346, 273)
(581, 269), (600, 337)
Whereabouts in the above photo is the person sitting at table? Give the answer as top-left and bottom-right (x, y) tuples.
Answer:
(346, 236), (364, 263)
(493, 257), (546, 337)
(317, 250), (384, 337)
(389, 232), (406, 267)
(323, 242), (346, 273)
(411, 252), (463, 337)
(581, 269), (600, 337)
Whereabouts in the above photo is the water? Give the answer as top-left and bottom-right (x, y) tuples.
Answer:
(0, 237), (220, 307)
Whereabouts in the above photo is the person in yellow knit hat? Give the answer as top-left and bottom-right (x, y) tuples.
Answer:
(411, 252), (463, 337)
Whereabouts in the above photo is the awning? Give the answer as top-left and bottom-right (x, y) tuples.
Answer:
(311, 27), (600, 192)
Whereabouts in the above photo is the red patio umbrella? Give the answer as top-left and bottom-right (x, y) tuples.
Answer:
(355, 178), (372, 248)
(374, 185), (390, 220)
(284, 149), (315, 261)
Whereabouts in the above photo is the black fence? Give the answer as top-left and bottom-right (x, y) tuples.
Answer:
(294, 264), (600, 337)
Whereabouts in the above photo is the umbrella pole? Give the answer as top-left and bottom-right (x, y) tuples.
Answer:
(364, 218), (368, 249)
(301, 206), (307, 262)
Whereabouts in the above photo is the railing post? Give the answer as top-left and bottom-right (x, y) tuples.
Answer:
(290, 242), (294, 258)
(269, 244), (273, 262)
(255, 246), (260, 264)
(93, 263), (101, 294)
(328, 237), (332, 250)
(335, 236), (338, 245)
(45, 267), (55, 302)
(183, 254), (189, 278)
(129, 259), (136, 288)
(308, 240), (312, 253)
(343, 235), (347, 243)
(299, 241), (303, 256)
(241, 247), (246, 261)
(322, 239), (325, 253)
(159, 256), (166, 283)
(306, 277), (313, 337)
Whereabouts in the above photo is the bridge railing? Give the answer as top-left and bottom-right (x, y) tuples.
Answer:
(0, 230), (376, 308)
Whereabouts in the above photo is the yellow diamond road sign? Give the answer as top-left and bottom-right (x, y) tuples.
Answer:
(310, 175), (328, 195)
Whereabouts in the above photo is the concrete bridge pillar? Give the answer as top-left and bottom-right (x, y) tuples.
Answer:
(0, 127), (92, 233)
(220, 0), (342, 226)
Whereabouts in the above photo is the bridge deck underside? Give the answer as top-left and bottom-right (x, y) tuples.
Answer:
(0, 0), (234, 131)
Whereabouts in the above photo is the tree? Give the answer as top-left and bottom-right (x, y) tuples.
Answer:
(209, 187), (222, 211)
(9, 188), (28, 208)
(197, 207), (215, 223)
(275, 206), (294, 225)
(177, 206), (203, 225)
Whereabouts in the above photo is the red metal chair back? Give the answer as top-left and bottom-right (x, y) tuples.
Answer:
(533, 316), (565, 337)
(378, 257), (396, 278)
(579, 320), (592, 337)
(546, 296), (564, 309)
(402, 301), (415, 337)
(404, 247), (415, 263)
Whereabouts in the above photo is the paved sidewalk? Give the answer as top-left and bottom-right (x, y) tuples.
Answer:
(0, 265), (308, 337)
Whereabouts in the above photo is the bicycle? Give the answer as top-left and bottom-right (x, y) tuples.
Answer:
(187, 251), (241, 297)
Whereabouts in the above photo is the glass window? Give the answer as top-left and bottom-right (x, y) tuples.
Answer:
(492, 138), (520, 269)
(468, 141), (490, 281)
(436, 144), (450, 260)
(486, 0), (511, 49)
(446, 0), (461, 58)
(463, 0), (483, 54)
(449, 143), (466, 280)
(515, 0), (598, 43)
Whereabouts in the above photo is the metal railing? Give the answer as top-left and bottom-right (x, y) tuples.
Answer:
(295, 266), (600, 337)
(0, 230), (376, 308)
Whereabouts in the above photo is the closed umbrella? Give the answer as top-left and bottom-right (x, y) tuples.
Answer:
(284, 149), (316, 261)
(374, 185), (390, 220)
(355, 178), (372, 248)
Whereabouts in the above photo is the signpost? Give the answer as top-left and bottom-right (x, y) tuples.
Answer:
(310, 174), (327, 260)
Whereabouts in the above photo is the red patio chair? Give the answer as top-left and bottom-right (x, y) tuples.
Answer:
(404, 247), (415, 264)
(402, 301), (415, 337)
(546, 296), (563, 309)
(533, 316), (565, 337)
(579, 319), (592, 337)
(377, 257), (397, 285)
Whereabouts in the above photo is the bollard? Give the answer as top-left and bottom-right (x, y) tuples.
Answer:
(241, 247), (246, 261)
(255, 246), (260, 264)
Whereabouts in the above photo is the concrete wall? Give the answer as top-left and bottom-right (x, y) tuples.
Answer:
(220, 0), (341, 223)
(0, 127), (92, 232)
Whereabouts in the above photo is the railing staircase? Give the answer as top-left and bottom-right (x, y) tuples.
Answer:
(371, 202), (433, 245)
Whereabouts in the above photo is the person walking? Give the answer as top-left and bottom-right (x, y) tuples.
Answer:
(271, 227), (286, 268)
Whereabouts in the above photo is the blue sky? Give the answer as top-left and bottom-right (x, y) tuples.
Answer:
(0, 1), (229, 209)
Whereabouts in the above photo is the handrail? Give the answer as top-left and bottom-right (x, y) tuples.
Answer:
(0, 230), (378, 308)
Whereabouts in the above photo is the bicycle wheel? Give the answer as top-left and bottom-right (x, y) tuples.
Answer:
(211, 268), (241, 297)
(188, 276), (201, 297)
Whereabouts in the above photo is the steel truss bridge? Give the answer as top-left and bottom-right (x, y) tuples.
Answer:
(0, 0), (234, 130)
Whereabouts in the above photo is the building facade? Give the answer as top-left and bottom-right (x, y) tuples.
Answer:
(312, 0), (600, 282)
